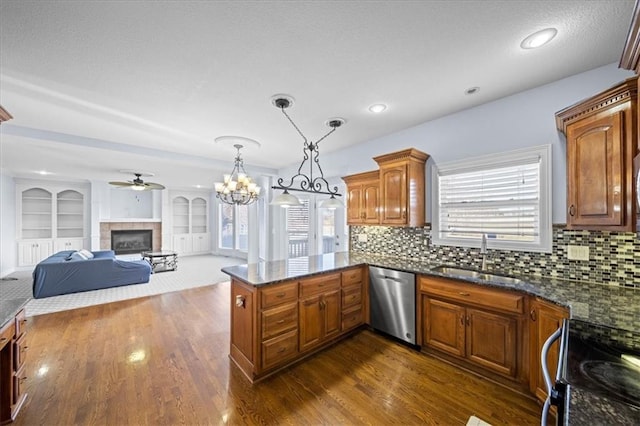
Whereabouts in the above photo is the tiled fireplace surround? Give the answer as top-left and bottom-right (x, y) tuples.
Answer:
(100, 222), (161, 252)
(350, 225), (640, 290)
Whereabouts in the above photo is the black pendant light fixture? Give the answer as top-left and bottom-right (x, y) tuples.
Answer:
(270, 95), (345, 209)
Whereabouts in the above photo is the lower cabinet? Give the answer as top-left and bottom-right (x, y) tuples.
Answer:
(0, 308), (28, 423)
(229, 266), (367, 382)
(299, 273), (341, 352)
(54, 237), (84, 252)
(420, 276), (525, 381)
(529, 298), (570, 403)
(17, 240), (53, 266)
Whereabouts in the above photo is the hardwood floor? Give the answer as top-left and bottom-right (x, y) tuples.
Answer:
(14, 282), (542, 425)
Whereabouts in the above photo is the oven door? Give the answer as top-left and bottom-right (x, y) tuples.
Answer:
(541, 319), (570, 426)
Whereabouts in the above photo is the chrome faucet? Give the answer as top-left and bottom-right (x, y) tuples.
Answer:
(480, 233), (487, 271)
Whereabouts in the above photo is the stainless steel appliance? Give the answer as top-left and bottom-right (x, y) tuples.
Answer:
(369, 266), (416, 345)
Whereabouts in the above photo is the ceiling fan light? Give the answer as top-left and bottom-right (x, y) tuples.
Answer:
(271, 190), (302, 208)
(131, 185), (146, 191)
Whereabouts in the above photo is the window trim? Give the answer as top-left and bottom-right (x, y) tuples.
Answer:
(431, 144), (552, 253)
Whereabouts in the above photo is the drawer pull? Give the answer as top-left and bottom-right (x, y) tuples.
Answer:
(276, 320), (285, 324)
(278, 347), (287, 353)
(0, 337), (7, 343)
(276, 293), (286, 298)
(530, 309), (537, 322)
(460, 314), (464, 326)
(458, 292), (470, 296)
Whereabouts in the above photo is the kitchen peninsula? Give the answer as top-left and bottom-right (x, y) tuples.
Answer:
(223, 252), (640, 424)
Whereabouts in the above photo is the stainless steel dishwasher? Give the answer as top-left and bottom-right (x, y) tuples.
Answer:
(369, 266), (416, 345)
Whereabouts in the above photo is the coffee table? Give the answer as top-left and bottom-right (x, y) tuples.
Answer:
(142, 251), (178, 273)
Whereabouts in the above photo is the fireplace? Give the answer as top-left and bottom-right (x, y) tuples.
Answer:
(111, 230), (153, 255)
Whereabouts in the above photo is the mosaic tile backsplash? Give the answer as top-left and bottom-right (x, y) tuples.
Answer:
(349, 225), (640, 289)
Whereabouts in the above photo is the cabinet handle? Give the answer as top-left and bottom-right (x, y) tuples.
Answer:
(458, 292), (470, 296)
(275, 293), (286, 298)
(460, 315), (464, 326)
(568, 205), (576, 216)
(361, 213), (365, 219)
(19, 376), (27, 383)
(402, 210), (406, 219)
(466, 316), (470, 326)
(278, 347), (287, 353)
(0, 337), (7, 343)
(276, 320), (285, 324)
(530, 309), (537, 322)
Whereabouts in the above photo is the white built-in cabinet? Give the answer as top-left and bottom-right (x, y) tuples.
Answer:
(171, 194), (210, 255)
(17, 184), (88, 266)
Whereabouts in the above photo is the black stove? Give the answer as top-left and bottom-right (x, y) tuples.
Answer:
(562, 320), (640, 409)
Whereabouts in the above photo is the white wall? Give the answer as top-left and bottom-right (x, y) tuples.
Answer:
(0, 173), (16, 276)
(294, 63), (634, 224)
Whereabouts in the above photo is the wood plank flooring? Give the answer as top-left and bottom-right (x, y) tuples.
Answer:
(14, 282), (542, 425)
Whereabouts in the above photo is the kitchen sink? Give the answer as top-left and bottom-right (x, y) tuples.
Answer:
(430, 265), (524, 285)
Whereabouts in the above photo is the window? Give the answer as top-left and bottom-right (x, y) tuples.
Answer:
(432, 145), (551, 253)
(218, 203), (248, 253)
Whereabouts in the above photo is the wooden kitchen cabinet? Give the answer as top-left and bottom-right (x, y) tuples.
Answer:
(0, 308), (28, 423)
(340, 266), (366, 331)
(529, 298), (569, 403)
(420, 276), (524, 380)
(299, 273), (341, 352)
(342, 171), (380, 225)
(556, 77), (637, 231)
(374, 148), (429, 227)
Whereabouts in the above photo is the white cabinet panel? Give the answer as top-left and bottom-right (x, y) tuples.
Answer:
(192, 233), (210, 253)
(18, 240), (53, 266)
(54, 238), (84, 252)
(172, 234), (193, 255)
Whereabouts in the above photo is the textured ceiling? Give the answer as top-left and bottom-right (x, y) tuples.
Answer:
(0, 0), (635, 189)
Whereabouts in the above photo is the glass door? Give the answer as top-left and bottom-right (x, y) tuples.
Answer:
(218, 203), (248, 258)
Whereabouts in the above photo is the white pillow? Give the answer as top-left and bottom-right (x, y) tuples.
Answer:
(78, 249), (94, 259)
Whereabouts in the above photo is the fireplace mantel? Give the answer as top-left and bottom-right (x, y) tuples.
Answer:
(101, 218), (161, 223)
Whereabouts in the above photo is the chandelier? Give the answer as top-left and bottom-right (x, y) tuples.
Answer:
(214, 144), (261, 205)
(270, 95), (345, 209)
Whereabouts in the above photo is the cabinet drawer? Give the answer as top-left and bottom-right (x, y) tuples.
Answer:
(14, 333), (27, 371)
(260, 281), (298, 309)
(261, 329), (298, 370)
(341, 267), (363, 287)
(13, 364), (27, 405)
(419, 276), (524, 314)
(342, 305), (364, 331)
(342, 285), (362, 310)
(15, 309), (26, 337)
(261, 303), (298, 340)
(300, 273), (341, 297)
(0, 320), (14, 350)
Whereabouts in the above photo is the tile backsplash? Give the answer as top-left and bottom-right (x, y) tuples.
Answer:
(349, 225), (640, 289)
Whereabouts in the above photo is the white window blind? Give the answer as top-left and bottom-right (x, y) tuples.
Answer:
(433, 145), (552, 253)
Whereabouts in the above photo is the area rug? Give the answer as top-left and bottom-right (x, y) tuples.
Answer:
(0, 254), (243, 317)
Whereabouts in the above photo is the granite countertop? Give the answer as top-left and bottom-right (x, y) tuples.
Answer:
(222, 251), (640, 333)
(0, 298), (29, 330)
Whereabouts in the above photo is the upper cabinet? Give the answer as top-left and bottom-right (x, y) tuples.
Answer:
(374, 148), (429, 227)
(555, 77), (637, 231)
(342, 148), (429, 227)
(342, 170), (380, 225)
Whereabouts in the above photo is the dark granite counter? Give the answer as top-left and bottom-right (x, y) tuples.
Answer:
(0, 298), (29, 330)
(222, 251), (640, 333)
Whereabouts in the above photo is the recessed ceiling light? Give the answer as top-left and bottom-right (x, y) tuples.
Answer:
(37, 170), (51, 175)
(368, 104), (387, 113)
(520, 28), (557, 49)
(465, 87), (480, 95)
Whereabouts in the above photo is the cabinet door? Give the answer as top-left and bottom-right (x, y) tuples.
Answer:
(346, 185), (363, 224)
(172, 234), (192, 254)
(380, 164), (408, 225)
(192, 233), (210, 253)
(323, 290), (341, 340)
(362, 181), (380, 224)
(567, 111), (625, 228)
(54, 238), (83, 252)
(422, 296), (465, 357)
(466, 308), (517, 377)
(299, 295), (323, 352)
(530, 299), (569, 402)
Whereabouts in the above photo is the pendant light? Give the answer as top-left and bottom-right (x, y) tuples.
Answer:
(270, 95), (345, 209)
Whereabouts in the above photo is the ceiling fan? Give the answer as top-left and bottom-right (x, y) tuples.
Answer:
(109, 172), (165, 191)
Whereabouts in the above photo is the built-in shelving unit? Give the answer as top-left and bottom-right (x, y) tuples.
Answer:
(56, 190), (84, 238)
(172, 196), (190, 235)
(192, 197), (207, 234)
(21, 188), (53, 239)
(170, 193), (210, 255)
